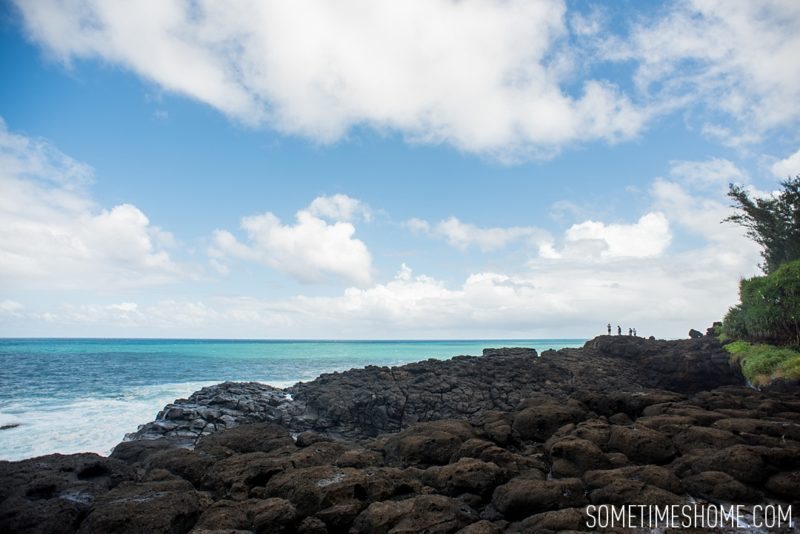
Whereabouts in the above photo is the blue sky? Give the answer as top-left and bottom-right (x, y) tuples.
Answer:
(1, 0), (799, 339)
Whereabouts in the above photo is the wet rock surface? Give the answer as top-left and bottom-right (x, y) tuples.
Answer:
(2, 336), (799, 533)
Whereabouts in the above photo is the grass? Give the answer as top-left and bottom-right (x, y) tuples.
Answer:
(725, 340), (800, 386)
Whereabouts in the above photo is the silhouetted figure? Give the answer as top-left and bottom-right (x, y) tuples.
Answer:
(617, 325), (621, 335)
(607, 323), (611, 335)
(628, 328), (633, 336)
(633, 328), (637, 337)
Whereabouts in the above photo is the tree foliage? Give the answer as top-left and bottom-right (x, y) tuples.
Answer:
(726, 175), (800, 273)
(722, 259), (800, 346)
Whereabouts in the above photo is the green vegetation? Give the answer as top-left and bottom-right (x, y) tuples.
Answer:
(724, 340), (800, 386)
(721, 259), (800, 345)
(721, 177), (800, 385)
(726, 175), (800, 274)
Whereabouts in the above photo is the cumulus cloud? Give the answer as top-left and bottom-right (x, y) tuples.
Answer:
(555, 213), (671, 260)
(14, 0), (648, 158)
(604, 0), (800, 140)
(210, 195), (373, 286)
(407, 216), (552, 252)
(771, 147), (800, 178)
(13, 247), (757, 339)
(0, 119), (182, 290)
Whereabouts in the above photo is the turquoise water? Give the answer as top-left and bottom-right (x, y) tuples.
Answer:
(0, 338), (584, 460)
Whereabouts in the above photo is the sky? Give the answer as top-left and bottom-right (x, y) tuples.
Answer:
(1, 0), (799, 339)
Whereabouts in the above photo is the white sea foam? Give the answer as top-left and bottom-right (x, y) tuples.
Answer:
(0, 380), (293, 461)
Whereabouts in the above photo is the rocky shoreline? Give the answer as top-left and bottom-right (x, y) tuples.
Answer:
(2, 336), (799, 533)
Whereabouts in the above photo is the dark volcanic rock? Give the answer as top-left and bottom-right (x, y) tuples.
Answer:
(4, 337), (800, 533)
(351, 494), (479, 533)
(76, 480), (210, 534)
(0, 453), (134, 534)
(492, 478), (586, 519)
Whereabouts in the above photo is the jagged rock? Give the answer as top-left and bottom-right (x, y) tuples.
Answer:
(4, 338), (800, 533)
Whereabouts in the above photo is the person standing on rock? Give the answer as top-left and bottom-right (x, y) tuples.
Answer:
(607, 323), (611, 335)
(617, 325), (621, 335)
(628, 328), (633, 336)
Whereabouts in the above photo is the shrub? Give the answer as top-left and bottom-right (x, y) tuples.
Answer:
(721, 259), (800, 345)
(724, 340), (800, 386)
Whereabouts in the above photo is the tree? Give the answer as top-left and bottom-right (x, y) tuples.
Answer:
(725, 175), (800, 273)
(722, 259), (800, 346)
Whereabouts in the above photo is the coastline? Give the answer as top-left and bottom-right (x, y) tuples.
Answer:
(0, 338), (584, 462)
(2, 335), (799, 532)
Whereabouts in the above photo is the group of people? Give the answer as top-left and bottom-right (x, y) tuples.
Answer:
(607, 323), (637, 336)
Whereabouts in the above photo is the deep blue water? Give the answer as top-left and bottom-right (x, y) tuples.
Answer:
(0, 338), (584, 460)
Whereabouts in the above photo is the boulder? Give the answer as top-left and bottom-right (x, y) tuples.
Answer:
(764, 471), (800, 501)
(422, 458), (505, 498)
(588, 478), (683, 506)
(0, 453), (134, 534)
(491, 478), (586, 519)
(606, 425), (676, 464)
(510, 507), (587, 533)
(547, 437), (612, 477)
(683, 471), (759, 503)
(192, 498), (297, 533)
(583, 465), (683, 495)
(512, 402), (585, 442)
(351, 495), (479, 534)
(196, 422), (296, 456)
(264, 466), (417, 518)
(76, 480), (210, 534)
(382, 420), (475, 467)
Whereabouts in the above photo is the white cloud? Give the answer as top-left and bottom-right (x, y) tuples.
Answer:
(669, 158), (747, 190)
(562, 212), (671, 259)
(210, 198), (373, 286)
(13, 248), (758, 338)
(0, 300), (24, 316)
(604, 0), (800, 139)
(0, 119), (182, 290)
(771, 147), (800, 178)
(408, 216), (552, 252)
(14, 0), (646, 158)
(404, 218), (431, 234)
(307, 194), (370, 222)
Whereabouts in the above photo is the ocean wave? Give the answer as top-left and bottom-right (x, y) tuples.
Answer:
(0, 379), (290, 461)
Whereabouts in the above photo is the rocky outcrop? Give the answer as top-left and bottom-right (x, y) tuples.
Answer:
(2, 336), (798, 533)
(127, 336), (744, 444)
(3, 385), (799, 533)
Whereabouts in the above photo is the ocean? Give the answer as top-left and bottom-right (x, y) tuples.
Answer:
(0, 338), (584, 461)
